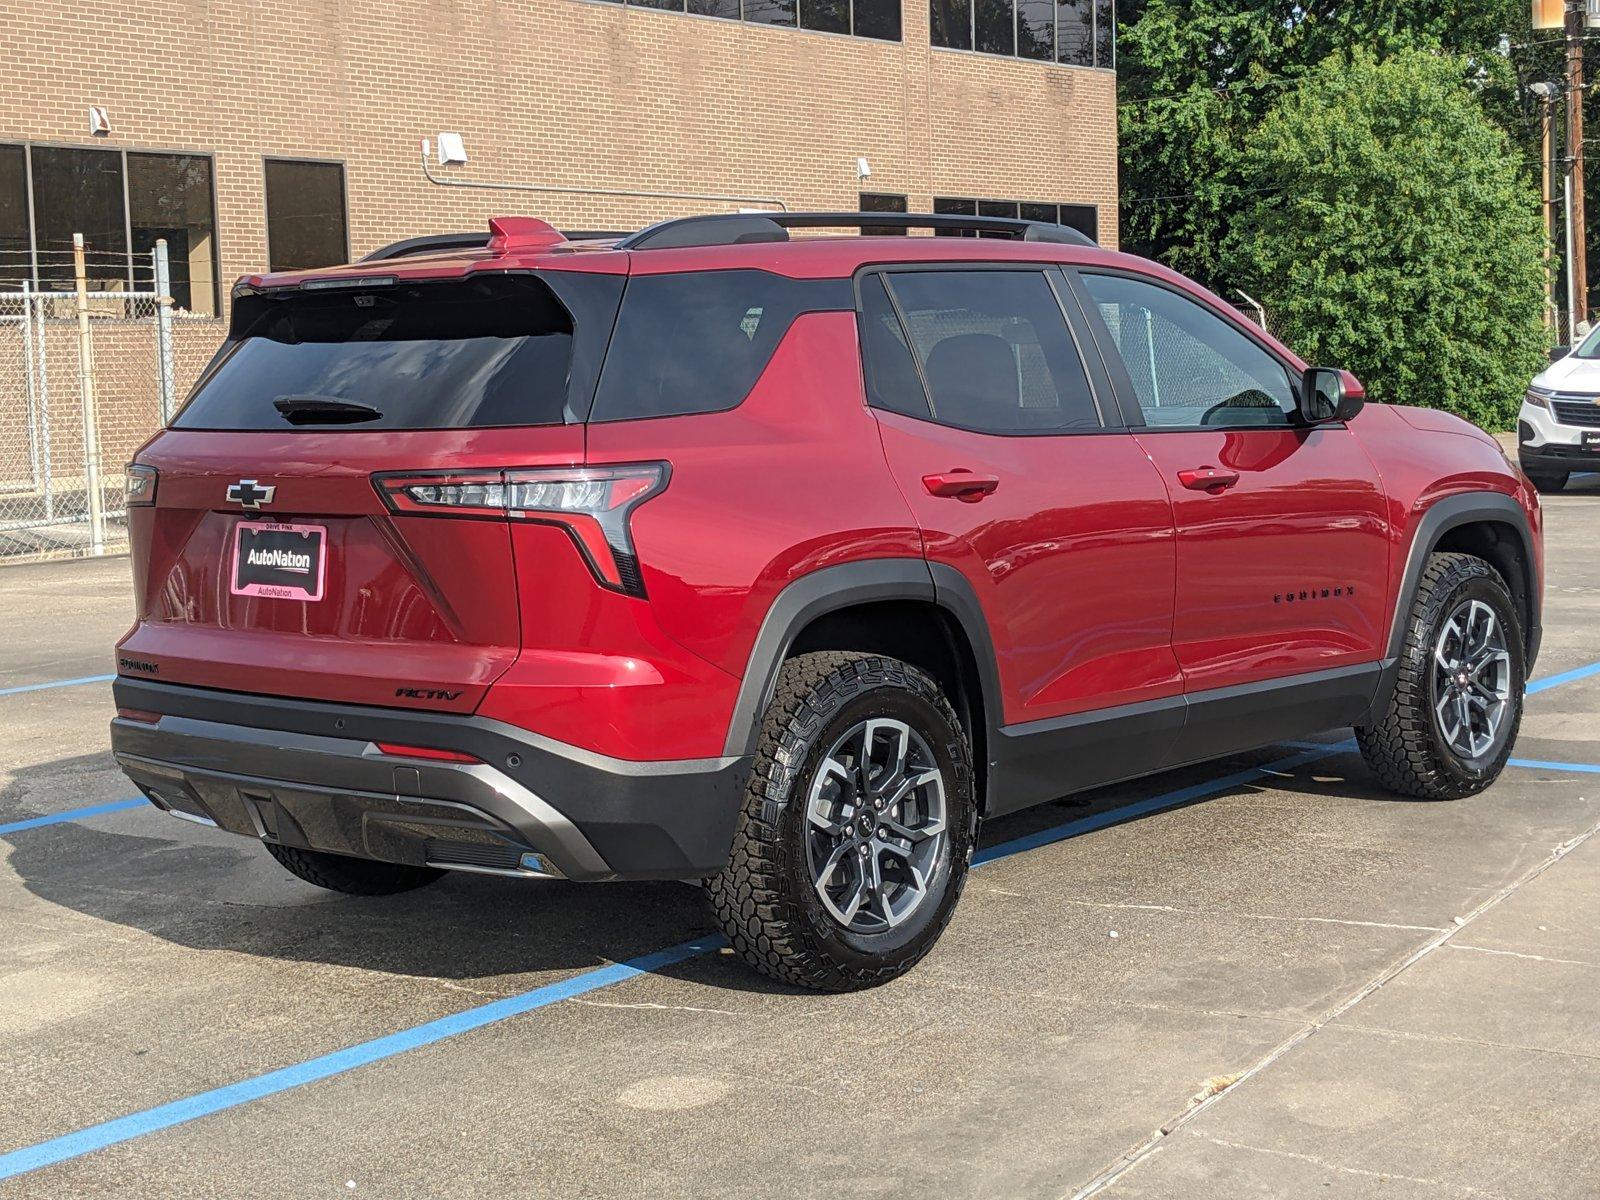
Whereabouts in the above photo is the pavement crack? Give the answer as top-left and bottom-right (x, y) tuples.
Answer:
(1062, 814), (1600, 1200)
(1327, 1018), (1600, 1063)
(1051, 896), (1445, 934)
(1182, 1133), (1516, 1198)
(571, 998), (747, 1017)
(1446, 943), (1600, 968)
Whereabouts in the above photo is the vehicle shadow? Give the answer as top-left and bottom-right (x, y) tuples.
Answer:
(1, 741), (1394, 992)
(1557, 470), (1600, 495)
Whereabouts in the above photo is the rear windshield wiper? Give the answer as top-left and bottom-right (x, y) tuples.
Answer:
(272, 395), (383, 425)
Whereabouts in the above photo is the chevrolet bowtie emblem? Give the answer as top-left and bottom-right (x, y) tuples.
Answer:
(226, 479), (275, 509)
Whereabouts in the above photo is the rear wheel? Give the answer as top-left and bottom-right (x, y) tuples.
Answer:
(703, 652), (977, 991)
(1356, 552), (1524, 800)
(1526, 470), (1568, 493)
(264, 843), (445, 895)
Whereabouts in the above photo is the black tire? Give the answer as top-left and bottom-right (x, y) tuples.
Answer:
(702, 651), (978, 991)
(264, 843), (445, 895)
(1355, 552), (1525, 800)
(1527, 471), (1568, 494)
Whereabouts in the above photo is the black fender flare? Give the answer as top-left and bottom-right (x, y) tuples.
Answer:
(720, 560), (1004, 795)
(1369, 492), (1541, 720)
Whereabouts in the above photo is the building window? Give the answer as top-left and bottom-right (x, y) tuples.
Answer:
(128, 153), (219, 315)
(264, 159), (349, 273)
(598, 0), (901, 42)
(0, 144), (29, 291)
(934, 196), (1098, 242)
(932, 0), (1112, 67)
(860, 192), (908, 235)
(1, 143), (220, 315)
(30, 146), (129, 294)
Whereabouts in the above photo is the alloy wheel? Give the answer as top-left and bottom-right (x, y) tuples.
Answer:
(804, 717), (948, 933)
(1432, 598), (1512, 760)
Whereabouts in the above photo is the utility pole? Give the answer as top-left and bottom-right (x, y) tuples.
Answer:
(1567, 0), (1588, 332)
(1535, 83), (1558, 328)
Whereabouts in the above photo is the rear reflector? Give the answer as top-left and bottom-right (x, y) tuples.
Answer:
(116, 708), (162, 724)
(374, 741), (480, 764)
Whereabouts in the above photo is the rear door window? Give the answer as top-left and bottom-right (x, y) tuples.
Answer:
(174, 275), (591, 431)
(880, 269), (1102, 433)
(589, 270), (851, 421)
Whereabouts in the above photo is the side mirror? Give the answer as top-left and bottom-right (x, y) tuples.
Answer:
(1549, 344), (1572, 363)
(1299, 366), (1365, 424)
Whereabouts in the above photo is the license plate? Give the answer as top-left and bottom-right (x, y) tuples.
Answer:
(1584, 431), (1600, 450)
(231, 521), (327, 601)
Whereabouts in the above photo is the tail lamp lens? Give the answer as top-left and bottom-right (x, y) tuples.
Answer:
(125, 464), (158, 507)
(374, 463), (669, 597)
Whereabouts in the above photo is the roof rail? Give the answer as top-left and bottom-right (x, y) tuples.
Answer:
(360, 226), (635, 263)
(361, 233), (490, 262)
(618, 211), (1097, 251)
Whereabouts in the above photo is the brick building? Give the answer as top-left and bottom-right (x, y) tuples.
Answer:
(0, 0), (1117, 321)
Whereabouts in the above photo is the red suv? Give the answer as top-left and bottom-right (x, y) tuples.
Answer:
(111, 212), (1543, 990)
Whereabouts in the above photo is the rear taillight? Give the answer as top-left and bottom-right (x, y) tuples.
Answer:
(125, 464), (158, 507)
(373, 463), (669, 597)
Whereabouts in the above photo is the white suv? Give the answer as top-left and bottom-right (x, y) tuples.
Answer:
(1521, 331), (1600, 492)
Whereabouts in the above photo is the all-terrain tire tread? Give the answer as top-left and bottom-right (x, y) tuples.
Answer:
(701, 651), (974, 992)
(1355, 552), (1521, 801)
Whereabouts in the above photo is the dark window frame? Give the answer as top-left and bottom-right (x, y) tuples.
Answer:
(931, 0), (1113, 67)
(588, 0), (902, 42)
(126, 149), (224, 313)
(0, 142), (34, 293)
(933, 197), (1098, 242)
(262, 156), (350, 274)
(853, 261), (1119, 437)
(5, 140), (222, 315)
(860, 192), (909, 236)
(1064, 266), (1316, 433)
(26, 141), (133, 294)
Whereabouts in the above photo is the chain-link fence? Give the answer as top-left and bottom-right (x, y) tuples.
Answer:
(0, 238), (220, 562)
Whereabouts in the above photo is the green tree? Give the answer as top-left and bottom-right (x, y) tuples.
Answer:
(1117, 0), (1530, 289)
(1226, 48), (1547, 430)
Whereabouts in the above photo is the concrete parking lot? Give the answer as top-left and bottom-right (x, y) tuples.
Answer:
(3, 476), (1598, 1199)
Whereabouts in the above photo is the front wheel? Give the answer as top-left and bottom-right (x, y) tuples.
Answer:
(703, 652), (977, 991)
(1356, 552), (1524, 800)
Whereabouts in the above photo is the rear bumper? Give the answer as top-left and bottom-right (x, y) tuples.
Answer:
(110, 679), (750, 882)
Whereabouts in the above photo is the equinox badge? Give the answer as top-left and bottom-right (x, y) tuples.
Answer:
(226, 479), (275, 510)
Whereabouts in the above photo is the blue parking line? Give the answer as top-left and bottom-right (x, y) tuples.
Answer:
(0, 935), (723, 1182)
(0, 673), (115, 697)
(3, 655), (1599, 1182)
(973, 745), (1335, 865)
(1281, 743), (1600, 777)
(1507, 758), (1600, 774)
(1527, 660), (1600, 695)
(0, 744), (1346, 1182)
(0, 799), (146, 837)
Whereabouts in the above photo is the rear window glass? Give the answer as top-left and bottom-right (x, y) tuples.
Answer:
(173, 276), (576, 431)
(589, 270), (851, 422)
